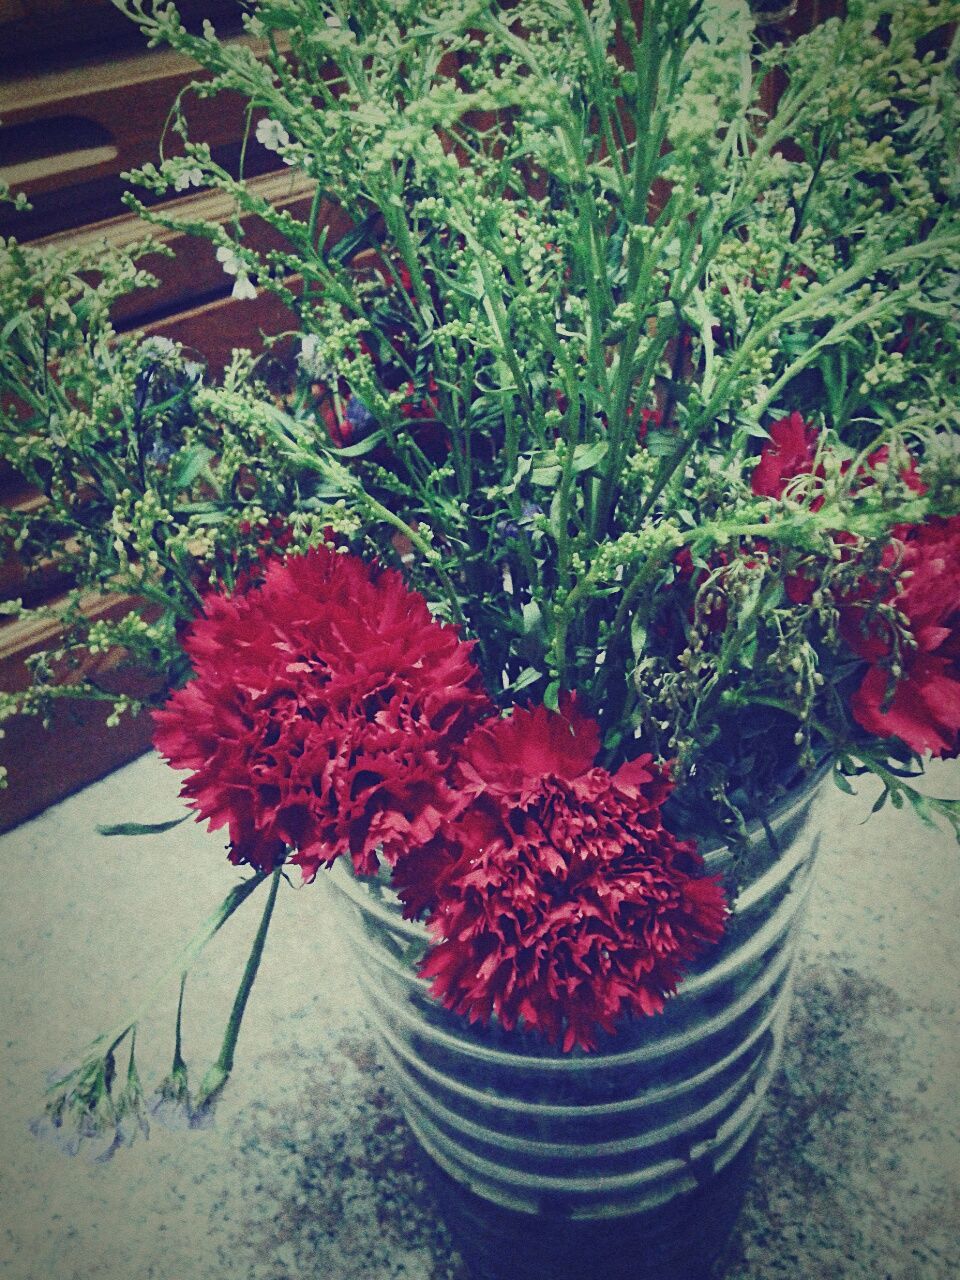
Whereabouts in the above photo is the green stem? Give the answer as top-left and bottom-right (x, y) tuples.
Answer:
(173, 971), (189, 1079)
(356, 490), (468, 630)
(198, 866), (282, 1105)
(564, 0), (628, 203)
(47, 870), (268, 1098)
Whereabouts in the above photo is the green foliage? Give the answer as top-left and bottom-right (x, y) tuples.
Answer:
(0, 235), (359, 738)
(38, 869), (273, 1153)
(8, 0), (960, 1155)
(4, 0), (960, 826)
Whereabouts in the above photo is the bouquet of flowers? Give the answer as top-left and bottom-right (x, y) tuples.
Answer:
(2, 0), (959, 1151)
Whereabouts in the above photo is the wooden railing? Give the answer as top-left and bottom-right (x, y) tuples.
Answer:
(0, 1), (309, 828)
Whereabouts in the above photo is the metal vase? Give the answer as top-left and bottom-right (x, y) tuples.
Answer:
(323, 772), (826, 1280)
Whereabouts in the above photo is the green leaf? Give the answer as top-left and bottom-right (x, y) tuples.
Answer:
(779, 332), (812, 356)
(1, 310), (31, 348)
(502, 454), (532, 495)
(832, 768), (856, 796)
(521, 601), (542, 633)
(530, 450), (561, 485)
(97, 815), (190, 837)
(169, 445), (215, 491)
(333, 429), (386, 457)
(902, 788), (938, 830)
(602, 325), (626, 345)
(630, 615), (647, 661)
(548, 487), (565, 541)
(329, 212), (382, 265)
(571, 440), (608, 473)
(738, 635), (757, 671)
(508, 666), (542, 694)
(737, 416), (770, 440)
(543, 680), (561, 712)
(869, 789), (888, 815)
(644, 431), (677, 457)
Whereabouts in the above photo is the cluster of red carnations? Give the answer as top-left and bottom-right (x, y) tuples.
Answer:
(753, 412), (960, 759)
(152, 415), (959, 1051)
(153, 542), (729, 1052)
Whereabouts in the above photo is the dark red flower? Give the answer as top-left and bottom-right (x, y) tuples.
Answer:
(780, 264), (813, 290)
(237, 516), (295, 558)
(411, 698), (728, 1052)
(153, 545), (491, 875)
(376, 259), (414, 297)
(637, 406), (661, 443)
(317, 394), (351, 448)
(842, 515), (960, 757)
(849, 445), (926, 500)
(673, 545), (730, 632)
(751, 412), (822, 502)
(752, 422), (927, 608)
(753, 418), (925, 507)
(399, 374), (440, 422)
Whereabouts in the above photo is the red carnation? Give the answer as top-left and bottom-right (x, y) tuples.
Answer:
(673, 545), (730, 632)
(752, 419), (925, 507)
(637, 406), (661, 442)
(399, 374), (440, 422)
(752, 423), (927, 607)
(751, 412), (822, 502)
(849, 444), (926, 500)
(842, 515), (960, 757)
(153, 545), (491, 875)
(411, 698), (728, 1052)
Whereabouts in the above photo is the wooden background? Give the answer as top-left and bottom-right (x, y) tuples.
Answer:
(0, 0), (842, 830)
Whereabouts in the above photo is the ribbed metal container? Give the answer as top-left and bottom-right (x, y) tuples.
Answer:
(323, 772), (826, 1280)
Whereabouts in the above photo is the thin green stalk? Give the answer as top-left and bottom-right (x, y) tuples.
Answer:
(197, 866), (282, 1105)
(173, 971), (189, 1079)
(688, 580), (778, 735)
(291, 460), (469, 631)
(564, 0), (629, 203)
(635, 233), (958, 526)
(48, 871), (269, 1096)
(753, 284), (921, 420)
(555, 379), (581, 603)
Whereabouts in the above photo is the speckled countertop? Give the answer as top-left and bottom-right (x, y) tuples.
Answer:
(0, 752), (957, 1280)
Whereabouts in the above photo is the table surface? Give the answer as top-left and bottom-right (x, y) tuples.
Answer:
(0, 750), (958, 1280)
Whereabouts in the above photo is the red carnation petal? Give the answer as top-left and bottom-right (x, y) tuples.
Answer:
(851, 658), (960, 758)
(751, 412), (819, 500)
(418, 702), (728, 1051)
(153, 544), (492, 874)
(843, 515), (960, 758)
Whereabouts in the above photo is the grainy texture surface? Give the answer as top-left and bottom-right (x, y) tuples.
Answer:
(0, 752), (957, 1280)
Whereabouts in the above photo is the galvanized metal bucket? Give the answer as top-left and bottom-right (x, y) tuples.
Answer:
(323, 771), (826, 1280)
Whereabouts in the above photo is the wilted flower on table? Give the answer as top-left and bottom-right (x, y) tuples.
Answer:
(409, 698), (728, 1052)
(153, 545), (492, 875)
